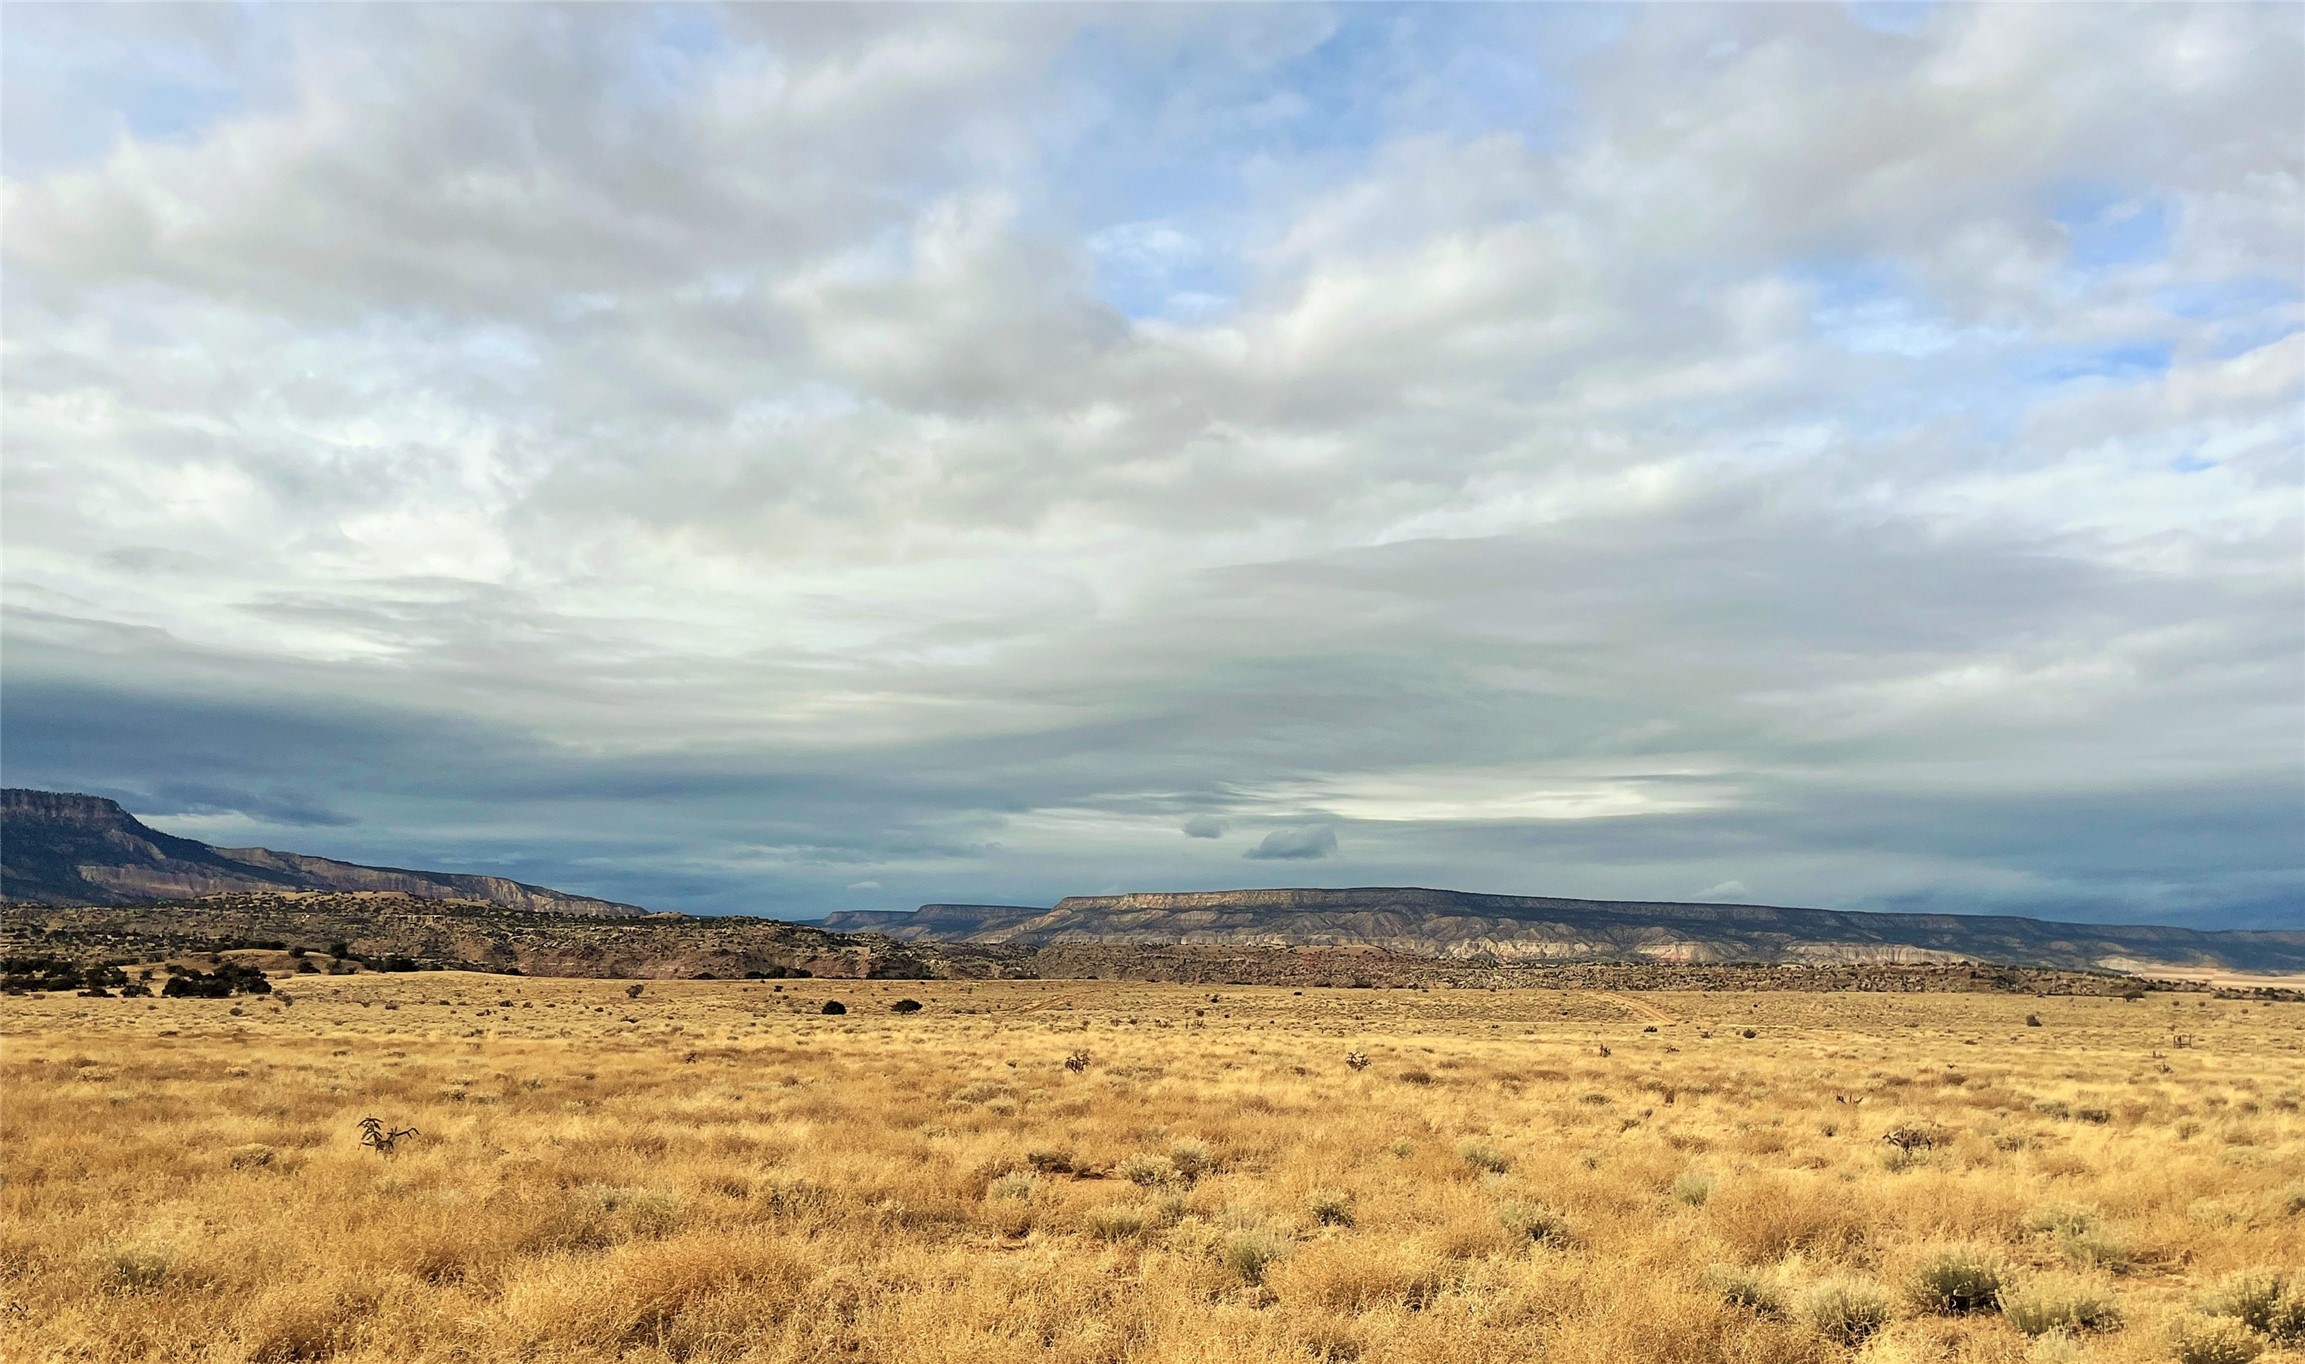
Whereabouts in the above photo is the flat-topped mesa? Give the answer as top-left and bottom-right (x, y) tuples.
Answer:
(866, 885), (2305, 974)
(821, 904), (1048, 940)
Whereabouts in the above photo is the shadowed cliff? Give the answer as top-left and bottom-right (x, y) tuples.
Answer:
(1, 789), (646, 917)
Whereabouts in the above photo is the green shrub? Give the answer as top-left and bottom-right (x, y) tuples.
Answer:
(1672, 1170), (1716, 1207)
(1459, 1141), (1509, 1175)
(1704, 1263), (1784, 1318)
(1120, 1154), (1170, 1188)
(102, 1245), (172, 1294)
(1221, 1229), (1290, 1285)
(2164, 1313), (2264, 1364)
(1168, 1139), (1214, 1185)
(1907, 1246), (2008, 1315)
(1801, 1278), (1893, 1346)
(2059, 1227), (2131, 1272)
(2000, 1276), (2123, 1336)
(2197, 1272), (2304, 1343)
(1308, 1189), (1355, 1228)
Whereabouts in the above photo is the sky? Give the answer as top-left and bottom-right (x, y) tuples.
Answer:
(2, 3), (2299, 928)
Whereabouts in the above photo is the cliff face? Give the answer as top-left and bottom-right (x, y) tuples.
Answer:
(1, 789), (646, 917)
(847, 886), (2305, 974)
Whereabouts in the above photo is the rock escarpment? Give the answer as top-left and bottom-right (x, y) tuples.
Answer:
(1, 789), (646, 917)
(841, 886), (2305, 974)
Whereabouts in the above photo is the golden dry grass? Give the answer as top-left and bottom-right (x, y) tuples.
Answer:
(4, 972), (2302, 1363)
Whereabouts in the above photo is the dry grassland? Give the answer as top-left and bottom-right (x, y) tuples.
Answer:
(4, 971), (2302, 1364)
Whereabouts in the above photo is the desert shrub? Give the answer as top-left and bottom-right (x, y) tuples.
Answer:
(228, 1143), (277, 1170)
(1085, 1204), (1149, 1242)
(1309, 1189), (1355, 1228)
(820, 1000), (846, 1015)
(3, 957), (130, 993)
(1671, 1170), (1716, 1207)
(1907, 1245), (2008, 1315)
(1459, 1141), (1509, 1175)
(2197, 1272), (2304, 1343)
(101, 1245), (173, 1294)
(160, 962), (272, 997)
(1399, 1069), (1435, 1086)
(1168, 1138), (1214, 1184)
(2282, 1184), (2305, 1217)
(1024, 1147), (1075, 1175)
(1704, 1263), (1785, 1318)
(1222, 1229), (1291, 1285)
(1499, 1202), (1570, 1247)
(2190, 1199), (2245, 1228)
(1881, 1121), (1941, 1153)
(1801, 1278), (1893, 1346)
(2060, 1226), (2130, 1272)
(2165, 1314), (2265, 1364)
(1120, 1154), (1169, 1188)
(2000, 1276), (2123, 1336)
(890, 999), (922, 1014)
(2028, 1204), (2100, 1237)
(988, 1174), (1036, 1202)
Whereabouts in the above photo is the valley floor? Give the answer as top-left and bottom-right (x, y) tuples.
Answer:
(4, 976), (2302, 1363)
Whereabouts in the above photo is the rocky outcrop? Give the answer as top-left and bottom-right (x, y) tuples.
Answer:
(843, 885), (2305, 974)
(1, 789), (646, 917)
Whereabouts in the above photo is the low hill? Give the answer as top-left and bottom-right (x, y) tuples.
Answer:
(0, 789), (646, 917)
(7, 892), (2246, 998)
(833, 886), (2305, 974)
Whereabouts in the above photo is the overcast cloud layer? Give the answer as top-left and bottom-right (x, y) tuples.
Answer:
(4, 4), (2299, 927)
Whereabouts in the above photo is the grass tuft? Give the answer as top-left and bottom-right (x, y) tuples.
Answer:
(1800, 1277), (1893, 1346)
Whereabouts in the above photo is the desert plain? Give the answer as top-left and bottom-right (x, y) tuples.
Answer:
(4, 970), (2302, 1363)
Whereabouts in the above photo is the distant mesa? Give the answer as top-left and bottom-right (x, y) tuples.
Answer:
(0, 788), (646, 917)
(818, 904), (1045, 934)
(825, 886), (2305, 975)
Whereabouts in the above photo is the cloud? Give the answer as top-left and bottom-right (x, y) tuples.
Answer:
(1244, 826), (1338, 861)
(1, 5), (2296, 926)
(1181, 814), (1227, 839)
(846, 880), (881, 891)
(1693, 880), (1750, 902)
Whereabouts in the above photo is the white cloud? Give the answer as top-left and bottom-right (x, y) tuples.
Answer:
(2, 4), (2296, 924)
(1244, 826), (1338, 861)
